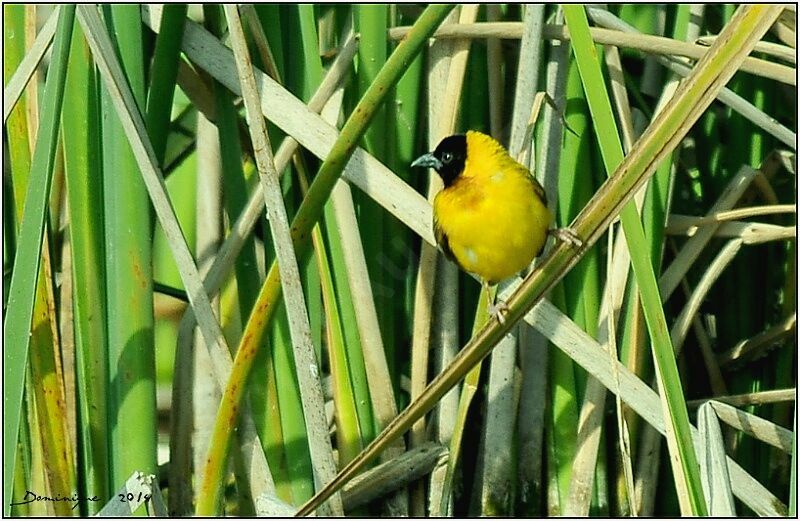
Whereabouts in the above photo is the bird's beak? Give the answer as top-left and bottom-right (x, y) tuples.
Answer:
(411, 152), (442, 170)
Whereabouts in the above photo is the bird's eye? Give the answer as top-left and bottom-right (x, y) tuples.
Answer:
(442, 152), (453, 163)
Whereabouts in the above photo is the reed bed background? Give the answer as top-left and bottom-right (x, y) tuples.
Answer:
(2, 3), (796, 517)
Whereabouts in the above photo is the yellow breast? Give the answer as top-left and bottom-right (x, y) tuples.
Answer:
(433, 132), (551, 284)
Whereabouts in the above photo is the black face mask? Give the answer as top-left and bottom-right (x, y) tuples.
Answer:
(411, 134), (467, 187)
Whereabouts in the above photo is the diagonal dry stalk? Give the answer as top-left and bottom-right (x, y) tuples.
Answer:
(296, 5), (786, 515)
(194, 6), (340, 515)
(162, 29), (358, 513)
(175, 5), (456, 515)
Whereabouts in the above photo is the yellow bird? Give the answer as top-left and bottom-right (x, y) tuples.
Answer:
(412, 130), (574, 321)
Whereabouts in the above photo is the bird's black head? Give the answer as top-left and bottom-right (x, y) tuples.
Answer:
(411, 134), (467, 187)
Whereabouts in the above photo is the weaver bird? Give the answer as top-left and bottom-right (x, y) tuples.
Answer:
(412, 130), (580, 322)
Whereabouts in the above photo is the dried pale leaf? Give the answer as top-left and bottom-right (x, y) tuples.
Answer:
(687, 389), (796, 410)
(718, 314), (797, 367)
(388, 22), (795, 85)
(343, 444), (447, 510)
(223, 6), (339, 514)
(3, 6), (59, 122)
(710, 401), (794, 453)
(698, 404), (736, 515)
(660, 166), (760, 299)
(671, 239), (743, 352)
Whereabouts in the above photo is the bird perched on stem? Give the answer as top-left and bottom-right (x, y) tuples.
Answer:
(412, 130), (580, 322)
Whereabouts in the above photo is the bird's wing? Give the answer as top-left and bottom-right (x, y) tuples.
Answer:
(507, 153), (548, 207)
(529, 175), (548, 208)
(433, 212), (457, 263)
(524, 173), (550, 257)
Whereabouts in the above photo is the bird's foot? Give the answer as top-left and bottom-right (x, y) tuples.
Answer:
(550, 227), (584, 249)
(488, 299), (510, 324)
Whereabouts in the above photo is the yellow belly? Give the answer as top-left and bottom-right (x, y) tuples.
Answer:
(434, 172), (551, 284)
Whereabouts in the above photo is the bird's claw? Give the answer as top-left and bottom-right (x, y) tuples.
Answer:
(488, 300), (510, 324)
(551, 227), (583, 249)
